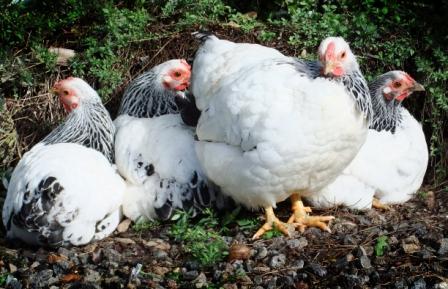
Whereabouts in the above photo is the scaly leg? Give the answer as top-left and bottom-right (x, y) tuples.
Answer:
(252, 206), (290, 240)
(287, 193), (334, 233)
(372, 197), (391, 210)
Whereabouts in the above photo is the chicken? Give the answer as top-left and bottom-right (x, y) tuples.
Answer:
(307, 71), (427, 210)
(2, 77), (125, 247)
(191, 33), (372, 238)
(114, 59), (228, 221)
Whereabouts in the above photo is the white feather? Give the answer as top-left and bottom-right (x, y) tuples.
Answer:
(3, 143), (125, 246)
(308, 109), (428, 208)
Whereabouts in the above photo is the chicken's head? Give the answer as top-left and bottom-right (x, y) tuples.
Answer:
(53, 77), (101, 112)
(318, 37), (357, 78)
(157, 59), (191, 91)
(378, 71), (425, 102)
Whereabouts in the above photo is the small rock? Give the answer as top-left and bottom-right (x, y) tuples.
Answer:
(253, 275), (263, 285)
(434, 282), (448, 289)
(117, 218), (132, 233)
(6, 275), (22, 289)
(228, 243), (251, 261)
(153, 249), (168, 260)
(30, 261), (40, 270)
(102, 248), (122, 263)
(266, 276), (277, 289)
(153, 266), (170, 276)
(278, 276), (294, 287)
(411, 278), (427, 289)
(183, 270), (199, 281)
(212, 270), (222, 281)
(222, 284), (238, 289)
(84, 268), (101, 283)
(402, 243), (421, 254)
(438, 238), (448, 255)
(335, 253), (354, 269)
(254, 247), (268, 260)
(309, 263), (326, 277)
(359, 255), (372, 269)
(143, 239), (171, 251)
(343, 235), (358, 245)
(389, 236), (399, 245)
(344, 274), (362, 287)
(31, 269), (58, 287)
(287, 237), (308, 250)
(395, 279), (408, 289)
(425, 191), (436, 209)
(9, 263), (17, 273)
(184, 260), (200, 271)
(193, 272), (207, 288)
(292, 259), (305, 269)
(269, 254), (286, 268)
(115, 237), (136, 245)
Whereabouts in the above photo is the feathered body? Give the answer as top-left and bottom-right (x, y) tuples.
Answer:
(2, 77), (125, 247)
(307, 71), (428, 209)
(115, 59), (227, 221)
(191, 34), (372, 210)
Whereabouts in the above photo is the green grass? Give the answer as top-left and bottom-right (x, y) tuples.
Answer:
(169, 209), (229, 267)
(375, 235), (389, 256)
(132, 217), (161, 232)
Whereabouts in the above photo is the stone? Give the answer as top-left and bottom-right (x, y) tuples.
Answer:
(438, 238), (448, 255)
(359, 255), (372, 269)
(308, 263), (326, 277)
(183, 270), (199, 281)
(269, 254), (286, 268)
(286, 237), (308, 250)
(193, 272), (207, 288)
(411, 278), (426, 289)
(84, 268), (101, 283)
(116, 218), (132, 233)
(254, 247), (268, 260)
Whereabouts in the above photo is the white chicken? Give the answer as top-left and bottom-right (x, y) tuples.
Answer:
(191, 33), (372, 238)
(307, 71), (427, 210)
(2, 77), (125, 247)
(115, 59), (227, 221)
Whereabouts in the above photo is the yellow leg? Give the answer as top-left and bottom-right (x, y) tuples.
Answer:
(372, 198), (391, 210)
(287, 193), (334, 233)
(252, 206), (290, 240)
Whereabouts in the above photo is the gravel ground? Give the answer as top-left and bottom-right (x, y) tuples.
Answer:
(0, 190), (447, 289)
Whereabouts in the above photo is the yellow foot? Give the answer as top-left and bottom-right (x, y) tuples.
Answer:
(252, 206), (290, 240)
(287, 193), (334, 233)
(372, 198), (391, 210)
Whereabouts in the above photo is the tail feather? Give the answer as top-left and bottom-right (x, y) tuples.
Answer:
(192, 30), (215, 43)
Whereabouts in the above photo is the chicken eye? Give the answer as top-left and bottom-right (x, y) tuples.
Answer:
(341, 52), (346, 59)
(174, 71), (182, 77)
(393, 81), (402, 88)
(63, 90), (69, 95)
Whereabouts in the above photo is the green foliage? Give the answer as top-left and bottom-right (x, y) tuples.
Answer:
(69, 5), (150, 100)
(375, 235), (389, 256)
(132, 217), (161, 232)
(262, 225), (283, 240)
(169, 209), (229, 267)
(0, 273), (8, 286)
(161, 0), (232, 26)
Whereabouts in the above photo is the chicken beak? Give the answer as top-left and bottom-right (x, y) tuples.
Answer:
(412, 82), (425, 92)
(323, 62), (334, 76)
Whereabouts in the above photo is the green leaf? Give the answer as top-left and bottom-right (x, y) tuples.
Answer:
(375, 236), (389, 256)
